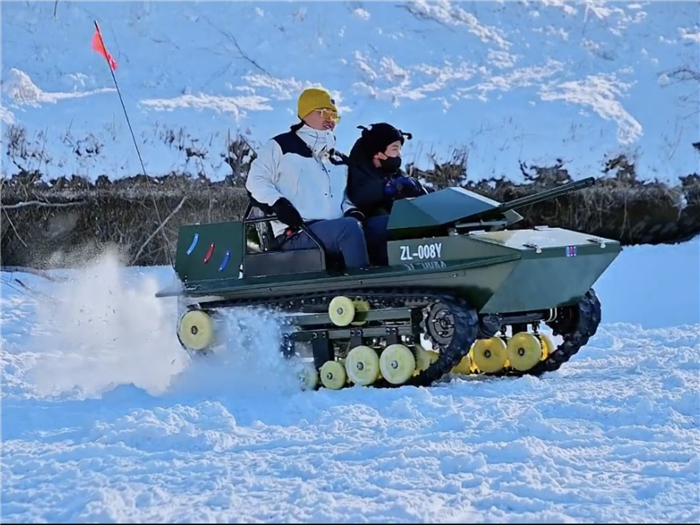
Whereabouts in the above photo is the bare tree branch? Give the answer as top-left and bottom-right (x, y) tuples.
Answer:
(396, 3), (456, 32)
(200, 14), (270, 76)
(2, 266), (69, 282)
(1, 200), (85, 210)
(2, 208), (28, 247)
(221, 28), (270, 76)
(667, 66), (700, 83)
(131, 196), (187, 265)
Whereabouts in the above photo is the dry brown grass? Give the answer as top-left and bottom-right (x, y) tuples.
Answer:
(2, 145), (698, 268)
(0, 173), (249, 267)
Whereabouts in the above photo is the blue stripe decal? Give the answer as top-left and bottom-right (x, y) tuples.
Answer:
(186, 233), (199, 255)
(218, 250), (231, 272)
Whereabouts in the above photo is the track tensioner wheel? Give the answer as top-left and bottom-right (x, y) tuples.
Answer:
(345, 345), (380, 386)
(328, 296), (356, 327)
(178, 309), (215, 351)
(413, 344), (439, 373)
(320, 360), (347, 390)
(351, 299), (370, 326)
(506, 332), (543, 371)
(471, 337), (508, 374)
(451, 348), (476, 375)
(299, 365), (319, 391)
(379, 344), (416, 385)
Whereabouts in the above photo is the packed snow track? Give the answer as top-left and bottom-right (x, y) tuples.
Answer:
(1, 240), (698, 523)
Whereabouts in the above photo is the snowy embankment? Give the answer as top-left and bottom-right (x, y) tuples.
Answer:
(1, 239), (699, 523)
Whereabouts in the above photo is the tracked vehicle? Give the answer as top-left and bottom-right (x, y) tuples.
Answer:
(156, 177), (620, 389)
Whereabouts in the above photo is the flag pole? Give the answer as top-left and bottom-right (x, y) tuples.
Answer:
(93, 21), (148, 179)
(92, 20), (173, 266)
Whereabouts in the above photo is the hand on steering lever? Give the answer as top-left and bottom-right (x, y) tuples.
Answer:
(385, 176), (424, 198)
(271, 198), (304, 228)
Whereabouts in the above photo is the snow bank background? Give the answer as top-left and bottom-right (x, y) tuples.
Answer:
(1, 237), (698, 522)
(2, 1), (699, 182)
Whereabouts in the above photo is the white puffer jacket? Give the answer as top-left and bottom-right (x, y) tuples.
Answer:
(246, 124), (357, 237)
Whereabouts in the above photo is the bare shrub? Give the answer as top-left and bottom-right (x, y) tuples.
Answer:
(407, 147), (468, 188)
(223, 131), (257, 188)
(2, 137), (699, 268)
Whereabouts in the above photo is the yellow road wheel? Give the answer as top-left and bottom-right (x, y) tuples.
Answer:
(351, 299), (370, 326)
(471, 337), (508, 374)
(345, 345), (380, 386)
(178, 310), (215, 351)
(328, 296), (355, 327)
(379, 344), (416, 385)
(451, 356), (472, 375)
(539, 333), (554, 360)
(299, 365), (319, 391)
(507, 332), (543, 372)
(320, 360), (346, 390)
(413, 344), (439, 373)
(451, 342), (476, 374)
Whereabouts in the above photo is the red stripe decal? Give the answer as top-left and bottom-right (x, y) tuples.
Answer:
(203, 242), (215, 264)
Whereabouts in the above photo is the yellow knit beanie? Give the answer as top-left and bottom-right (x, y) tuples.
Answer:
(297, 87), (338, 119)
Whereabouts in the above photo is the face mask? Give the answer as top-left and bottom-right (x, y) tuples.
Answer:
(379, 155), (402, 173)
(297, 126), (336, 158)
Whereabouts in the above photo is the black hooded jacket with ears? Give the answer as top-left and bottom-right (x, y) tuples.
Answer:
(346, 137), (404, 217)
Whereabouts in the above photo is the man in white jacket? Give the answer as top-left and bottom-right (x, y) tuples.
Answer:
(246, 87), (372, 269)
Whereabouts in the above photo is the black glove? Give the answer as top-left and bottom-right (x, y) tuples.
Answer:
(271, 198), (303, 228)
(344, 208), (365, 224)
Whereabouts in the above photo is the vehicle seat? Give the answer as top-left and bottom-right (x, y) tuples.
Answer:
(243, 199), (347, 275)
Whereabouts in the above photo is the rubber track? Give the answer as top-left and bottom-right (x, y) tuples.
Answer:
(200, 287), (601, 384)
(405, 294), (479, 387)
(529, 288), (601, 376)
(203, 288), (478, 388)
(458, 288), (602, 378)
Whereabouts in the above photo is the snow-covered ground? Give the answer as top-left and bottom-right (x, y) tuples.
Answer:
(3, 1), (698, 521)
(1, 237), (698, 523)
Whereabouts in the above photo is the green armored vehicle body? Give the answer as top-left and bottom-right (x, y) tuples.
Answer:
(156, 177), (620, 389)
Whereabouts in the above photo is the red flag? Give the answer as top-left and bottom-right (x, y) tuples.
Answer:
(91, 22), (117, 70)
